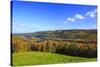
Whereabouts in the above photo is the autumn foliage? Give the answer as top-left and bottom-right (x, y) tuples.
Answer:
(12, 36), (97, 58)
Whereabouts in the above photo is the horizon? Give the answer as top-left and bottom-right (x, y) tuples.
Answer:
(12, 1), (97, 33)
(12, 28), (97, 34)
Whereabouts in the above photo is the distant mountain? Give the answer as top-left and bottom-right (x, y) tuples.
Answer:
(12, 29), (97, 40)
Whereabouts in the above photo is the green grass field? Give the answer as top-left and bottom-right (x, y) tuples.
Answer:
(12, 51), (96, 66)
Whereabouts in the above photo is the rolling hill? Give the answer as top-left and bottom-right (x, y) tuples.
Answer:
(13, 29), (97, 40)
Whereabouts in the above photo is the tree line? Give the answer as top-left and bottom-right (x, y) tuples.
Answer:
(12, 36), (97, 58)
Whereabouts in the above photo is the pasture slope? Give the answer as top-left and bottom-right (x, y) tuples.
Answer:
(12, 51), (96, 66)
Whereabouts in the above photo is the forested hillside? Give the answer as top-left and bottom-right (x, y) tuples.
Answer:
(13, 29), (97, 40)
(12, 29), (97, 58)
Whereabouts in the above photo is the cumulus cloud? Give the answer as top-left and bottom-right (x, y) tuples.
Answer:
(64, 14), (84, 23)
(67, 17), (75, 22)
(74, 14), (84, 20)
(86, 11), (95, 18)
(64, 8), (97, 24)
(86, 9), (97, 18)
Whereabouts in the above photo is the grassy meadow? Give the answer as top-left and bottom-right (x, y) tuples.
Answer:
(12, 51), (96, 66)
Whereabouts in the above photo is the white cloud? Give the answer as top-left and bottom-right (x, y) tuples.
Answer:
(64, 8), (97, 24)
(67, 17), (75, 22)
(74, 14), (84, 20)
(64, 14), (84, 23)
(86, 11), (95, 18)
(86, 9), (97, 18)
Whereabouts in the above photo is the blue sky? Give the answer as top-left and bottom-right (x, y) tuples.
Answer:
(12, 1), (97, 33)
